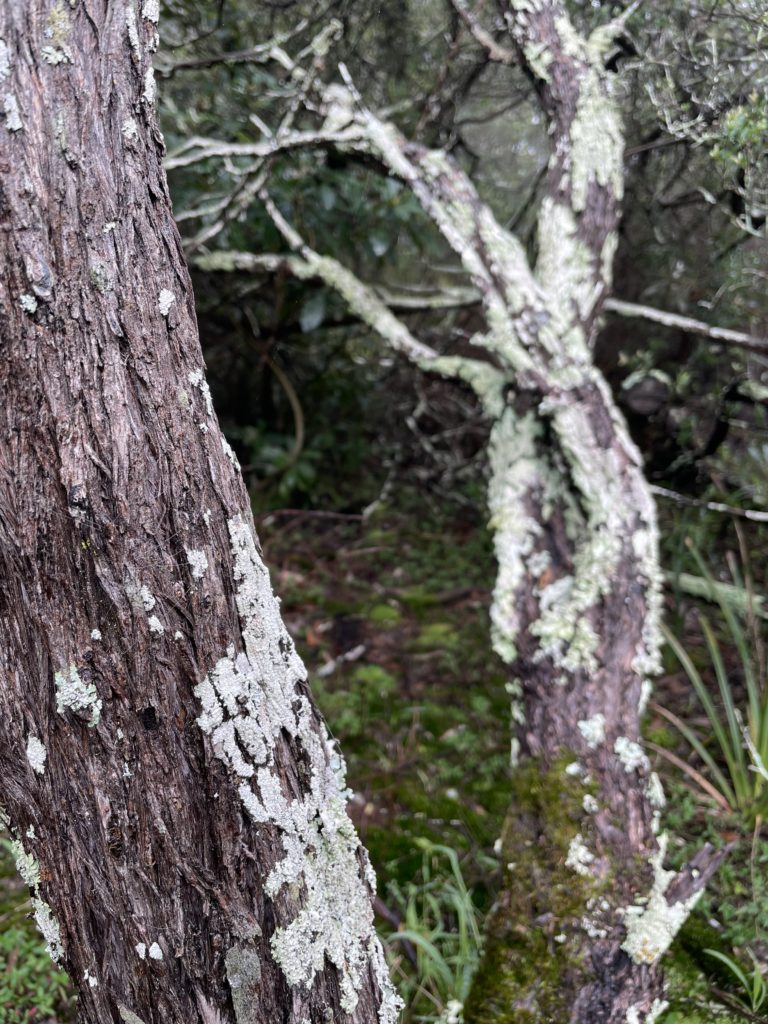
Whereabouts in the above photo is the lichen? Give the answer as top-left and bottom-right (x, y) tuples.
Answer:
(193, 515), (402, 1022)
(26, 735), (47, 775)
(42, 2), (73, 65)
(119, 1007), (147, 1024)
(142, 67), (156, 104)
(122, 117), (138, 142)
(148, 941), (163, 960)
(621, 834), (702, 966)
(614, 736), (649, 774)
(188, 369), (214, 418)
(626, 999), (669, 1024)
(55, 664), (102, 726)
(91, 628), (102, 641)
(147, 615), (164, 635)
(89, 261), (112, 293)
(3, 93), (21, 131)
(577, 714), (605, 749)
(183, 547), (208, 579)
(11, 838), (41, 888)
(225, 945), (262, 1023)
(141, 0), (159, 21)
(32, 897), (64, 963)
(20, 292), (37, 313)
(125, 2), (141, 63)
(565, 833), (594, 877)
(569, 69), (624, 213)
(158, 288), (175, 316)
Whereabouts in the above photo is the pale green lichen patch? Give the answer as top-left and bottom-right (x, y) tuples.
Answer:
(10, 835), (64, 963)
(20, 293), (38, 313)
(193, 515), (402, 1022)
(621, 834), (702, 965)
(42, 2), (73, 65)
(142, 0), (159, 21)
(119, 1007), (147, 1024)
(225, 944), (262, 1023)
(55, 664), (102, 726)
(4, 93), (22, 131)
(32, 898), (64, 963)
(89, 261), (112, 293)
(26, 735), (47, 775)
(626, 998), (669, 1024)
(569, 71), (624, 213)
(188, 369), (214, 417)
(11, 838), (41, 889)
(487, 409), (560, 665)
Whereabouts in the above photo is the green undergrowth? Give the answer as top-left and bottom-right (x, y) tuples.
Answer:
(0, 838), (73, 1023)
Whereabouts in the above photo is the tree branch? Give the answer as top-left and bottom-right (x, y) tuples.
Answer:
(605, 298), (768, 352)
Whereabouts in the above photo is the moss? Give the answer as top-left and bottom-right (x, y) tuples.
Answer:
(463, 755), (603, 1023)
(661, 928), (743, 1023)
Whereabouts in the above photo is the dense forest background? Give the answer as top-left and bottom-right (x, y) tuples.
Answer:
(2, 1), (768, 1021)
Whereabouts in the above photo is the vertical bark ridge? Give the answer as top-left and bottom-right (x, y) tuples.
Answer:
(0, 4), (398, 1023)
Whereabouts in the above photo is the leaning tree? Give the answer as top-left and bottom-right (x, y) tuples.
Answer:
(183, 3), (736, 1021)
(0, 4), (400, 1023)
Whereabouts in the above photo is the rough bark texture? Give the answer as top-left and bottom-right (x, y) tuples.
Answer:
(184, 5), (728, 1022)
(0, 5), (398, 1024)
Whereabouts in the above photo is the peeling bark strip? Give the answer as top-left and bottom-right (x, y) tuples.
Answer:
(0, 5), (399, 1024)
(189, 6), (727, 1022)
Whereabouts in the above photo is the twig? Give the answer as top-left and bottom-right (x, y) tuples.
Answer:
(651, 485), (768, 523)
(606, 298), (768, 353)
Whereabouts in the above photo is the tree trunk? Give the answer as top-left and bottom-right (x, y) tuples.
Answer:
(0, 6), (399, 1024)
(179, 7), (729, 1020)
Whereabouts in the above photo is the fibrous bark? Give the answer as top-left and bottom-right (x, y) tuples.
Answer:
(0, 5), (400, 1024)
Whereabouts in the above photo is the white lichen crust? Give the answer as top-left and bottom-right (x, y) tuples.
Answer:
(158, 288), (175, 316)
(194, 515), (401, 1021)
(565, 833), (595, 877)
(26, 735), (47, 775)
(620, 834), (702, 965)
(185, 547), (208, 579)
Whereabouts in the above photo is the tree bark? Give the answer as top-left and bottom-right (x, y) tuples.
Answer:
(178, 6), (729, 1021)
(0, 6), (399, 1024)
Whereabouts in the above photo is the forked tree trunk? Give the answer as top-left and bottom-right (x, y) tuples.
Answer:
(0, 6), (399, 1024)
(187, 5), (728, 1020)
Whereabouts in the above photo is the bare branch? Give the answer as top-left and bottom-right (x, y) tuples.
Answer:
(450, 0), (516, 64)
(605, 297), (768, 352)
(650, 485), (768, 523)
(164, 126), (362, 171)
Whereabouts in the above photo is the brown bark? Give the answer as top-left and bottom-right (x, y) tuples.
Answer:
(0, 5), (395, 1024)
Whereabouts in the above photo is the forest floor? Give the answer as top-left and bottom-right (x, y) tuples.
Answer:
(0, 483), (765, 1023)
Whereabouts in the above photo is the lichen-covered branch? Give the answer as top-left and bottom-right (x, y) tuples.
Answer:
(181, 8), (724, 1020)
